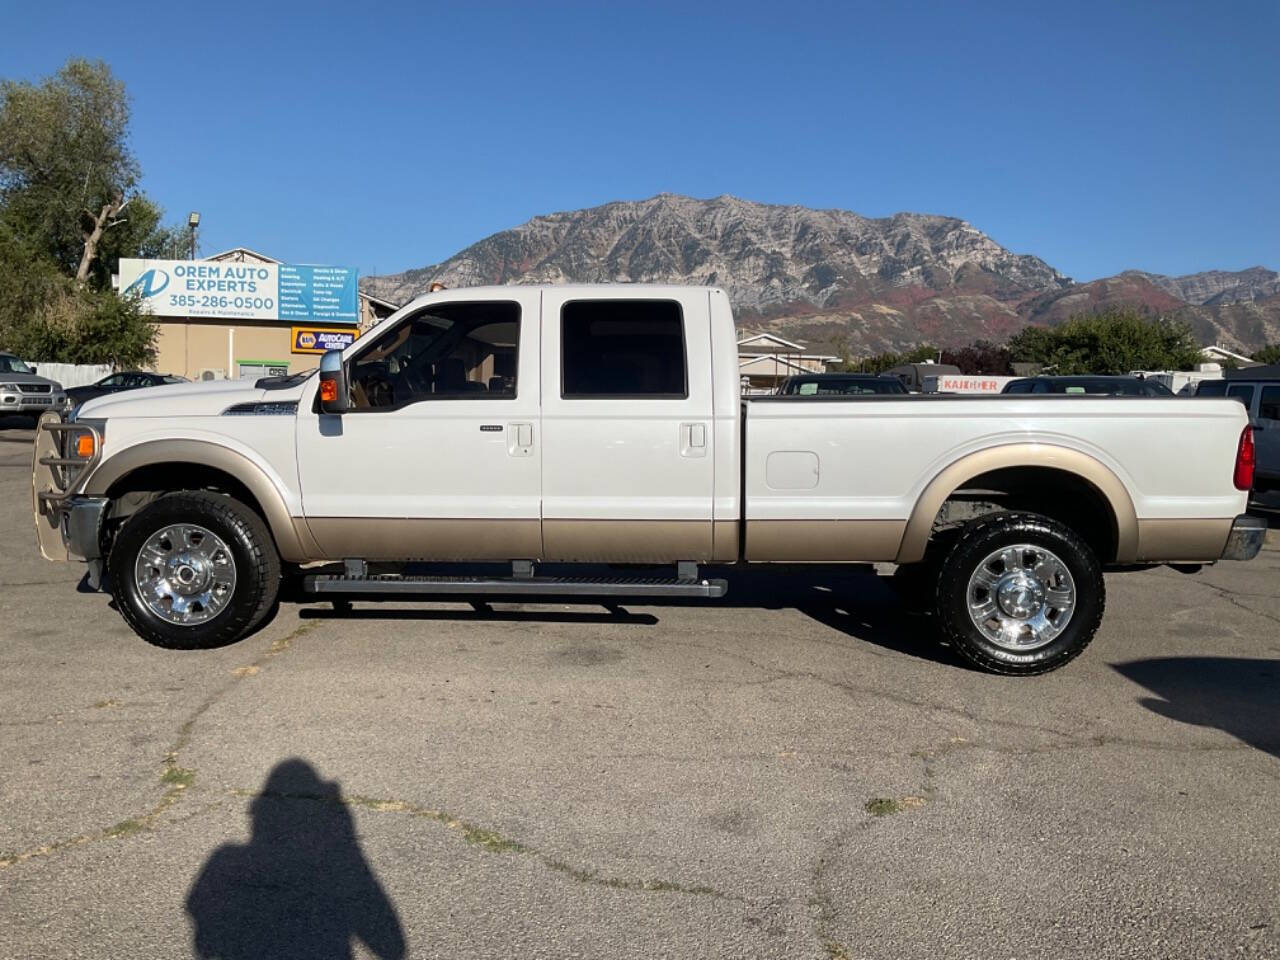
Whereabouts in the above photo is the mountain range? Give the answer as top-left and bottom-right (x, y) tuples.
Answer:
(362, 194), (1280, 354)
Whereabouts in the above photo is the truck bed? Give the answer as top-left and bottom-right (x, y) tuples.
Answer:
(741, 394), (1249, 564)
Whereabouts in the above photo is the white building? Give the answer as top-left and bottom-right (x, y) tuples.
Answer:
(736, 333), (838, 392)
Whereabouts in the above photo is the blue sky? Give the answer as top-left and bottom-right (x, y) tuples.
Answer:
(3, 0), (1277, 281)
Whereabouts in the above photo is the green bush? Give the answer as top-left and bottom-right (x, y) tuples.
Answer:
(1007, 310), (1201, 374)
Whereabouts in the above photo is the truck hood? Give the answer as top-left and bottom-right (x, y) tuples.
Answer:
(76, 379), (281, 419)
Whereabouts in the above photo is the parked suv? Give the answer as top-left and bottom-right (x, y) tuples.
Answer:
(1197, 365), (1280, 490)
(0, 353), (70, 423)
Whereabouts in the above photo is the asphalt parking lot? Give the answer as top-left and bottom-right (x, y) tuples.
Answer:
(1, 415), (1278, 960)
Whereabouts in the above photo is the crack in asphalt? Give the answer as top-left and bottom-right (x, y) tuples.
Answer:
(0, 620), (319, 871)
(1160, 572), (1280, 629)
(229, 785), (744, 903)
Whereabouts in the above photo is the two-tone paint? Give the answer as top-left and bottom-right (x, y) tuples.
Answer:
(38, 285), (1253, 569)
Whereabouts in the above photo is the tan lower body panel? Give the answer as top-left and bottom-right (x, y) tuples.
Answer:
(306, 517), (542, 562)
(744, 519), (906, 562)
(712, 520), (739, 563)
(1135, 518), (1231, 562)
(542, 519), (713, 563)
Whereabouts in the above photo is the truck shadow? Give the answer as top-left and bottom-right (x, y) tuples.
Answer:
(1112, 657), (1280, 761)
(295, 563), (968, 670)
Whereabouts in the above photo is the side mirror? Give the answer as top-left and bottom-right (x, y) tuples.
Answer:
(318, 350), (348, 414)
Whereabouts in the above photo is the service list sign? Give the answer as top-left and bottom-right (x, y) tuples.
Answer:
(118, 259), (358, 324)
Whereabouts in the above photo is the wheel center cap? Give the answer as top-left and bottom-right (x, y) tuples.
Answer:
(168, 554), (208, 594)
(996, 574), (1045, 619)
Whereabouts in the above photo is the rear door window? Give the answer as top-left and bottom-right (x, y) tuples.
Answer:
(1259, 386), (1280, 422)
(1227, 383), (1256, 411)
(561, 300), (686, 398)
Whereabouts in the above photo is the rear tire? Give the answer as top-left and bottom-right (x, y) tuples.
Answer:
(934, 512), (1104, 675)
(108, 491), (281, 649)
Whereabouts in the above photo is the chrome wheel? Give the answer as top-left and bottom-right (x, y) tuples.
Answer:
(966, 543), (1076, 652)
(133, 524), (237, 625)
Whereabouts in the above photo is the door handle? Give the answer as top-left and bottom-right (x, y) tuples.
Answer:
(680, 422), (708, 458)
(508, 422), (534, 457)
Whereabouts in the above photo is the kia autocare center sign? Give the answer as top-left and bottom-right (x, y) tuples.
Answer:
(118, 259), (359, 324)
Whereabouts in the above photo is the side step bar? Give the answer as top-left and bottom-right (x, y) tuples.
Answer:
(302, 573), (728, 600)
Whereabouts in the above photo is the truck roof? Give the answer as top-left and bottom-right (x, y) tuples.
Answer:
(399, 284), (729, 312)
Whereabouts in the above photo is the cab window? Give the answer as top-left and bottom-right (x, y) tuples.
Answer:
(347, 301), (520, 410)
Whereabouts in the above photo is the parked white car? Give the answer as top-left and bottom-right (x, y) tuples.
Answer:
(33, 286), (1265, 674)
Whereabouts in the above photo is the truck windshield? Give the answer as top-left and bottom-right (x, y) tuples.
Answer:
(0, 356), (34, 374)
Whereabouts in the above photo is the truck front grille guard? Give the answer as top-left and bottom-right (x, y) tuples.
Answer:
(34, 417), (102, 511)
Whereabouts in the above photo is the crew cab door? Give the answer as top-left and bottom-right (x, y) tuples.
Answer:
(539, 290), (715, 561)
(295, 291), (542, 560)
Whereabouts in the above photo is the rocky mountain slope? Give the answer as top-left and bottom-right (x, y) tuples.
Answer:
(364, 195), (1280, 353)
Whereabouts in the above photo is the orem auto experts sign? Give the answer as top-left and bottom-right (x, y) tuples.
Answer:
(118, 258), (358, 324)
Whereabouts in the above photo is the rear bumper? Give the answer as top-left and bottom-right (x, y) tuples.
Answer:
(1221, 514), (1267, 562)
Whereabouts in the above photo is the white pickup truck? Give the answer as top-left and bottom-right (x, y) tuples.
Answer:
(33, 285), (1265, 674)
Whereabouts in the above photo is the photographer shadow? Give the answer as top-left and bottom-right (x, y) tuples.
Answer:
(186, 758), (406, 960)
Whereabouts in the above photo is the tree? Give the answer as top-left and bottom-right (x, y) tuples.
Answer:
(0, 58), (167, 366)
(1007, 310), (1200, 374)
(0, 59), (140, 281)
(1253, 344), (1280, 365)
(941, 340), (1012, 375)
(855, 344), (939, 373)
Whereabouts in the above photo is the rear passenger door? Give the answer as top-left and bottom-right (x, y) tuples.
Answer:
(540, 291), (715, 562)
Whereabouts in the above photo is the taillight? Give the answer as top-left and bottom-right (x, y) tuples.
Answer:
(1234, 425), (1256, 491)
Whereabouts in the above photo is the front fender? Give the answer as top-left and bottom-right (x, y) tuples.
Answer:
(82, 438), (315, 562)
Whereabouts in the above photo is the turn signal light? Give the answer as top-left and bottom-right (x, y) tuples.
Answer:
(1234, 425), (1255, 491)
(319, 378), (338, 403)
(75, 433), (96, 458)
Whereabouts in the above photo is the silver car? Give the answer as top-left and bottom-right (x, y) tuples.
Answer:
(0, 353), (71, 423)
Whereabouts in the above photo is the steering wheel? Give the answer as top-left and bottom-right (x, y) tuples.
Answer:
(361, 372), (396, 407)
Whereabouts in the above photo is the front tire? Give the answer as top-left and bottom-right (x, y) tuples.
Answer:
(935, 512), (1104, 675)
(108, 491), (281, 649)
